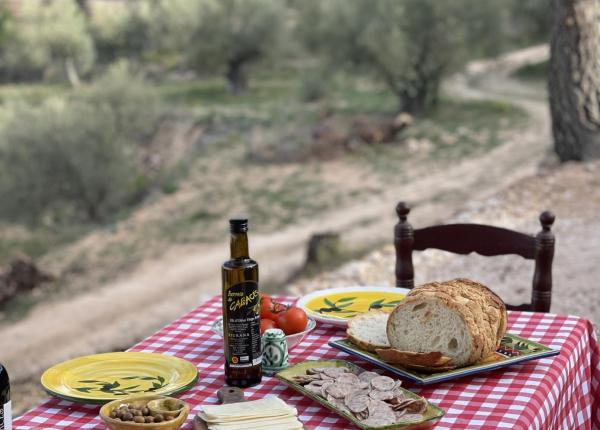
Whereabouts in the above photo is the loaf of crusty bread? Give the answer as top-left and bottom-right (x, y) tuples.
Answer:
(386, 279), (507, 368)
(346, 310), (390, 352)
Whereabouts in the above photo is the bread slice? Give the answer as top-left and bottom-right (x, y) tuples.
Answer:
(346, 311), (390, 352)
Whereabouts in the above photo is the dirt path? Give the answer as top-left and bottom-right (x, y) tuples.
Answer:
(4, 45), (551, 414)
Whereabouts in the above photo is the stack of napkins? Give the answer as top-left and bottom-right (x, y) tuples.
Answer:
(198, 397), (303, 430)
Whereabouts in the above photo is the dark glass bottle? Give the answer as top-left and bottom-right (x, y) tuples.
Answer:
(0, 364), (11, 430)
(221, 218), (261, 388)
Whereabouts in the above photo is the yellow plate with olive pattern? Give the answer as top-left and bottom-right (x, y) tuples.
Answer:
(296, 286), (409, 327)
(41, 352), (198, 404)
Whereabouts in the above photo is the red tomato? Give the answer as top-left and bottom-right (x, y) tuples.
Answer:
(260, 318), (278, 335)
(261, 298), (288, 321)
(276, 307), (308, 335)
(260, 294), (273, 318)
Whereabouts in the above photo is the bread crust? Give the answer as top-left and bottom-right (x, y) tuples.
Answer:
(388, 279), (507, 368)
(399, 363), (457, 373)
(374, 348), (453, 367)
(347, 335), (384, 353)
(448, 278), (507, 345)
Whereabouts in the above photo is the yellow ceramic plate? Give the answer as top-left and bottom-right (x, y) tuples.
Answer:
(296, 286), (408, 327)
(41, 352), (198, 404)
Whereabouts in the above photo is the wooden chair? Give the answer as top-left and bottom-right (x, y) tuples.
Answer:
(393, 201), (556, 312)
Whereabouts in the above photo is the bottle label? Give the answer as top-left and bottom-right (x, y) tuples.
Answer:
(224, 281), (262, 368)
(1, 400), (11, 430)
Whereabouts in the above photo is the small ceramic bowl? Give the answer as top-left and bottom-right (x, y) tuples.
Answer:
(146, 398), (186, 420)
(212, 316), (316, 350)
(99, 395), (189, 430)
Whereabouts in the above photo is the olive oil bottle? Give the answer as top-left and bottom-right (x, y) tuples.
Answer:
(222, 218), (261, 387)
(0, 363), (11, 430)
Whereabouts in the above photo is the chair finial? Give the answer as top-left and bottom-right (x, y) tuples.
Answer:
(396, 201), (410, 221)
(539, 211), (555, 231)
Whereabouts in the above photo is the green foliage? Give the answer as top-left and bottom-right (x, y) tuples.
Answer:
(295, 0), (478, 114)
(0, 7), (10, 47)
(187, 0), (288, 93)
(460, 2), (507, 58)
(299, 70), (330, 102)
(0, 63), (159, 224)
(511, 60), (548, 82)
(462, 0), (550, 55)
(0, 0), (94, 84)
(145, 0), (201, 57)
(89, 3), (147, 63)
(0, 100), (135, 223)
(73, 60), (159, 140)
(508, 0), (551, 46)
(90, 0), (202, 70)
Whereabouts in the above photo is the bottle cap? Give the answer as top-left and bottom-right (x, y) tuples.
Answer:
(229, 218), (248, 233)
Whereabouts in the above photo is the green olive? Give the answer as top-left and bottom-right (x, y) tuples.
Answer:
(133, 416), (145, 423)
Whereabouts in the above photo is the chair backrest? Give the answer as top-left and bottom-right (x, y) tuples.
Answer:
(393, 201), (556, 312)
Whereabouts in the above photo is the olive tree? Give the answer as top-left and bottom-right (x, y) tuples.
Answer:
(187, 0), (287, 94)
(0, 63), (159, 224)
(296, 0), (484, 114)
(91, 0), (200, 68)
(146, 0), (202, 57)
(1, 0), (94, 85)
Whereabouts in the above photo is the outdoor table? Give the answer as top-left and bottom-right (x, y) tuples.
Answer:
(14, 295), (600, 429)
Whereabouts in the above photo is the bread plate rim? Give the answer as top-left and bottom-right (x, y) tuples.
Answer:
(328, 336), (560, 385)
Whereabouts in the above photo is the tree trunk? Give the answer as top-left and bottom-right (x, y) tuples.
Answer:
(397, 85), (427, 115)
(75, 0), (91, 18)
(64, 57), (81, 88)
(549, 0), (600, 161)
(226, 61), (248, 95)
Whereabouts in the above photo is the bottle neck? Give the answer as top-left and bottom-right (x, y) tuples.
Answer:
(230, 232), (249, 259)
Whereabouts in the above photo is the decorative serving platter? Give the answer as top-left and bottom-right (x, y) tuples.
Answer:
(276, 360), (444, 429)
(41, 352), (198, 404)
(296, 286), (409, 327)
(329, 334), (559, 384)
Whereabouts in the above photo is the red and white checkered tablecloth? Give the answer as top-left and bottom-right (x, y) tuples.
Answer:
(14, 295), (600, 430)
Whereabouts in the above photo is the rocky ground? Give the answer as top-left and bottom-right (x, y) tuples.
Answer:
(288, 159), (600, 327)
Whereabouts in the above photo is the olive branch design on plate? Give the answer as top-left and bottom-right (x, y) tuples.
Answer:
(75, 375), (167, 396)
(317, 297), (357, 316)
(496, 335), (543, 358)
(368, 298), (403, 311)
